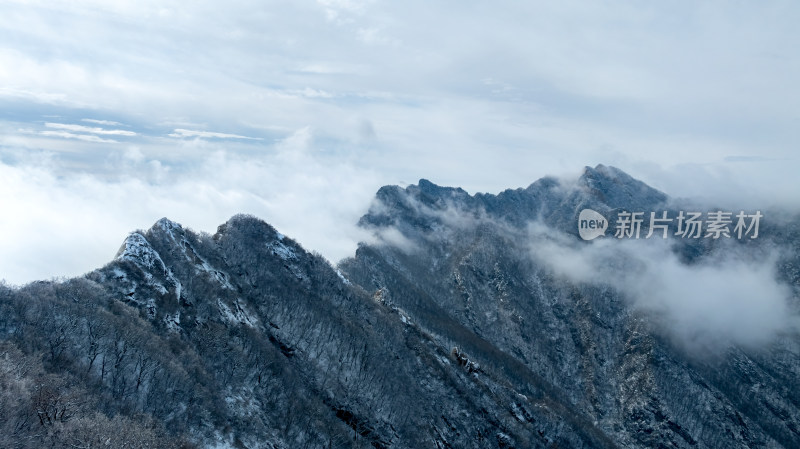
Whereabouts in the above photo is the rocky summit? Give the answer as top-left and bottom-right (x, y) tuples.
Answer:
(1, 165), (798, 448)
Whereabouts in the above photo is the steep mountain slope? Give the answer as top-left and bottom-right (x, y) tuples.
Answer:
(0, 165), (798, 448)
(340, 164), (800, 448)
(2, 215), (612, 448)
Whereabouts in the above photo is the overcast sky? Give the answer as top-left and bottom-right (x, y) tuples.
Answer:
(1, 0), (799, 284)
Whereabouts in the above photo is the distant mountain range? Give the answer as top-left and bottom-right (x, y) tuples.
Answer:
(1, 165), (798, 448)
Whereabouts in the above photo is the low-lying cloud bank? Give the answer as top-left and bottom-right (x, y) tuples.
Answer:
(0, 128), (379, 285)
(528, 223), (799, 352)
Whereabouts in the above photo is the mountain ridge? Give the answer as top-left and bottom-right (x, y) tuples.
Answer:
(361, 164), (669, 238)
(0, 166), (798, 448)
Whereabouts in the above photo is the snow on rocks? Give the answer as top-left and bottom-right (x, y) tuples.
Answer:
(217, 298), (257, 327)
(336, 269), (352, 285)
(154, 217), (182, 240)
(116, 232), (167, 272)
(164, 311), (181, 333)
(268, 240), (297, 261)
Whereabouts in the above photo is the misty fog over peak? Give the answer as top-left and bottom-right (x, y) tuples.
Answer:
(354, 170), (800, 355)
(527, 227), (797, 353)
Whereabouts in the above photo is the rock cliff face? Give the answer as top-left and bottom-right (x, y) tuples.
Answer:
(0, 165), (798, 448)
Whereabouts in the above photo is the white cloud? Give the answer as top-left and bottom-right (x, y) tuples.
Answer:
(45, 122), (136, 136)
(0, 87), (69, 104)
(0, 0), (799, 285)
(40, 130), (117, 143)
(317, 0), (372, 23)
(0, 127), (380, 285)
(296, 87), (335, 99)
(168, 129), (261, 140)
(527, 225), (798, 352)
(81, 118), (123, 126)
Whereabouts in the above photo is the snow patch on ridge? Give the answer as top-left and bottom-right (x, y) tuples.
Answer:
(116, 233), (166, 271)
(336, 269), (352, 285)
(269, 240), (297, 261)
(155, 217), (182, 240)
